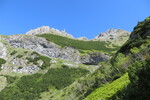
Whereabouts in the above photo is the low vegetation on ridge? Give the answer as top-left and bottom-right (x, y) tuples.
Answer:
(37, 33), (119, 53)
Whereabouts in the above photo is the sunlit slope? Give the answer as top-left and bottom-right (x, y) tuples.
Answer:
(85, 73), (130, 100)
(37, 34), (119, 53)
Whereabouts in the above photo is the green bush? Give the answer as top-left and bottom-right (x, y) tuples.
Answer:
(16, 55), (23, 58)
(61, 64), (69, 68)
(18, 66), (23, 69)
(4, 75), (18, 84)
(24, 51), (28, 53)
(26, 52), (51, 69)
(10, 50), (17, 55)
(111, 59), (150, 100)
(0, 58), (6, 67)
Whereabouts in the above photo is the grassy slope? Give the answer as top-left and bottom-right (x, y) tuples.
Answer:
(85, 16), (150, 100)
(48, 17), (150, 100)
(37, 34), (119, 53)
(0, 68), (89, 100)
(85, 73), (130, 100)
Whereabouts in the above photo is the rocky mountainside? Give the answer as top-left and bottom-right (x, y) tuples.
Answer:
(94, 28), (131, 46)
(0, 17), (149, 100)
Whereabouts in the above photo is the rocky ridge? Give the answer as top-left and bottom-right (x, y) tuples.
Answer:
(26, 26), (74, 38)
(0, 27), (130, 74)
(94, 28), (131, 46)
(4, 35), (109, 63)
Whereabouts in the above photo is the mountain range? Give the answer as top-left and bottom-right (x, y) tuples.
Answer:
(0, 16), (149, 100)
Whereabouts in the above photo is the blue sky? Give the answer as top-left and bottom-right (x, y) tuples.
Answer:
(0, 0), (149, 39)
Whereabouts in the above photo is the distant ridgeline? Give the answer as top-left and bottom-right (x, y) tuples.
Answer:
(25, 26), (131, 54)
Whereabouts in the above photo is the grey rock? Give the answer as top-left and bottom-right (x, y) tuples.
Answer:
(76, 37), (88, 40)
(26, 26), (74, 38)
(94, 28), (131, 46)
(80, 52), (109, 65)
(0, 42), (6, 59)
(1, 65), (40, 74)
(94, 28), (130, 40)
(5, 35), (80, 63)
(4, 34), (110, 65)
(50, 60), (57, 64)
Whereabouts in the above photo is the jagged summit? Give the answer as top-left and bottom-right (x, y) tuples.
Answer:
(94, 28), (130, 40)
(25, 26), (74, 38)
(94, 28), (131, 46)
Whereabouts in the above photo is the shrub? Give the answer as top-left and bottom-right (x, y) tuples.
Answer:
(18, 66), (23, 69)
(16, 55), (23, 58)
(61, 64), (69, 68)
(26, 52), (51, 69)
(0, 58), (6, 67)
(24, 51), (28, 53)
(4, 75), (18, 84)
(10, 50), (17, 55)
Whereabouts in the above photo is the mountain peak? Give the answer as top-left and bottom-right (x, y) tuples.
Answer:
(25, 26), (74, 38)
(94, 28), (131, 46)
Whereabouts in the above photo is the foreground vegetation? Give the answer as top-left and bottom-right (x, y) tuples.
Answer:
(48, 17), (150, 100)
(85, 73), (130, 100)
(0, 68), (89, 100)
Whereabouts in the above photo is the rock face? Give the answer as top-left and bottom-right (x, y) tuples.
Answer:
(26, 26), (74, 38)
(80, 52), (109, 65)
(5, 35), (80, 63)
(2, 65), (40, 74)
(0, 42), (6, 59)
(4, 35), (109, 65)
(94, 28), (131, 45)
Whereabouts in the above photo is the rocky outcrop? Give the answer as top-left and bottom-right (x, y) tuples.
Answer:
(0, 42), (6, 59)
(77, 37), (88, 40)
(94, 28), (130, 40)
(4, 35), (80, 63)
(80, 52), (109, 65)
(4, 35), (109, 65)
(94, 28), (131, 46)
(1, 53), (40, 74)
(1, 65), (40, 74)
(26, 26), (74, 38)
